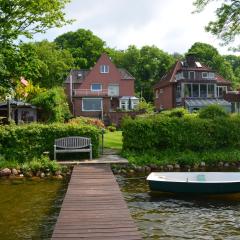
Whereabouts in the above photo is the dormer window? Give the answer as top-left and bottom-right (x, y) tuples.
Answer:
(202, 72), (208, 78)
(100, 65), (109, 73)
(209, 72), (215, 79)
(188, 71), (195, 80)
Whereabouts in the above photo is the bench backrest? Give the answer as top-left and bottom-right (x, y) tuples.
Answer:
(55, 137), (91, 149)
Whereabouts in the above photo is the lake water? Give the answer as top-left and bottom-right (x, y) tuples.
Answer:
(1, 174), (240, 240)
(116, 175), (240, 240)
(0, 178), (67, 240)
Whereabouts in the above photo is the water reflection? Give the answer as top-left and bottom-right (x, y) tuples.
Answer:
(0, 178), (68, 240)
(117, 175), (240, 240)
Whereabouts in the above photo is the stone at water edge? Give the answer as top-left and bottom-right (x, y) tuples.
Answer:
(174, 164), (180, 169)
(0, 168), (11, 176)
(40, 172), (45, 178)
(200, 162), (206, 167)
(55, 170), (62, 176)
(11, 168), (18, 175)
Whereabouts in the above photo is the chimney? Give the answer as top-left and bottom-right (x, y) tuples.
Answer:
(186, 53), (196, 67)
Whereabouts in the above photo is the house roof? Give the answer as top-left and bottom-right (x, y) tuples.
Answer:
(118, 68), (135, 80)
(154, 59), (231, 89)
(65, 67), (134, 84)
(185, 99), (231, 108)
(0, 100), (36, 108)
(65, 69), (90, 83)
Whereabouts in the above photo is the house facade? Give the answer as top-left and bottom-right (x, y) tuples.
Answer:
(65, 53), (139, 119)
(154, 54), (233, 112)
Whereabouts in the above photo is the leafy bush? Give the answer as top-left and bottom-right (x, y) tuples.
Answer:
(122, 115), (240, 152)
(107, 125), (116, 132)
(161, 107), (189, 118)
(135, 100), (154, 113)
(68, 117), (105, 129)
(122, 148), (240, 166)
(0, 123), (100, 162)
(199, 104), (229, 119)
(31, 87), (71, 123)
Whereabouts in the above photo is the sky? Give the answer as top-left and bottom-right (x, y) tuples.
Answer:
(33, 0), (238, 55)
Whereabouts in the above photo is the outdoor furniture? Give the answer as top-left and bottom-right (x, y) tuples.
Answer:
(54, 136), (92, 160)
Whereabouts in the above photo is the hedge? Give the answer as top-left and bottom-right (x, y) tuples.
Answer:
(0, 123), (100, 162)
(122, 115), (240, 152)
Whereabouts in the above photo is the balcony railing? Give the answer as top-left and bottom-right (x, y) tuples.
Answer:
(73, 89), (119, 97)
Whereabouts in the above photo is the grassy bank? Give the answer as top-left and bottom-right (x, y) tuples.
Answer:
(122, 148), (240, 167)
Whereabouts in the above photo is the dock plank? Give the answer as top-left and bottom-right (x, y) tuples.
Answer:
(51, 164), (142, 240)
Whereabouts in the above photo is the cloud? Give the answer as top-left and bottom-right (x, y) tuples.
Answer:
(33, 0), (235, 55)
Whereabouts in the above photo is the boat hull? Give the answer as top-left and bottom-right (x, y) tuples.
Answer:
(148, 180), (240, 194)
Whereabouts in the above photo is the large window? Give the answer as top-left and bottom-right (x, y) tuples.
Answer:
(176, 85), (181, 98)
(91, 83), (102, 91)
(200, 84), (207, 98)
(208, 84), (215, 97)
(217, 86), (227, 98)
(192, 84), (199, 97)
(100, 65), (109, 73)
(184, 84), (192, 97)
(184, 83), (216, 98)
(82, 98), (102, 111)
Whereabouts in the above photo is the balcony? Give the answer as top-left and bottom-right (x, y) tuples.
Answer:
(73, 89), (119, 97)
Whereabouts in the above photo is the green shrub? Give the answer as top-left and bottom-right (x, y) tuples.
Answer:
(107, 125), (116, 132)
(31, 87), (71, 123)
(68, 117), (105, 129)
(122, 115), (240, 152)
(122, 148), (240, 166)
(0, 123), (100, 162)
(199, 104), (229, 119)
(161, 107), (189, 118)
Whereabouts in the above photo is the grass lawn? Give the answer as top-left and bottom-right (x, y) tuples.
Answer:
(103, 131), (123, 150)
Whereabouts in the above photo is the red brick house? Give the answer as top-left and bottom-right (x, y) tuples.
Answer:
(154, 54), (233, 112)
(65, 53), (139, 119)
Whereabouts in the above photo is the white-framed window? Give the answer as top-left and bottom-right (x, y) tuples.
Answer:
(155, 89), (159, 98)
(209, 72), (215, 79)
(176, 84), (181, 99)
(217, 86), (227, 98)
(120, 100), (128, 110)
(176, 72), (184, 80)
(132, 100), (139, 109)
(188, 71), (195, 80)
(91, 83), (102, 91)
(100, 65), (109, 73)
(82, 98), (102, 111)
(202, 72), (208, 78)
(160, 89), (164, 94)
(108, 84), (119, 96)
(184, 83), (216, 98)
(207, 84), (215, 97)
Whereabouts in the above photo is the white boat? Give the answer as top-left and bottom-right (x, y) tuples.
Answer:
(147, 172), (240, 194)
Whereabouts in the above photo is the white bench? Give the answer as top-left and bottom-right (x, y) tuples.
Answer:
(54, 136), (92, 160)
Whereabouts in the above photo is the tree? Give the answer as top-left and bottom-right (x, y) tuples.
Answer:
(12, 41), (74, 88)
(0, 0), (72, 45)
(108, 45), (175, 101)
(187, 42), (236, 85)
(137, 46), (175, 101)
(31, 87), (71, 122)
(54, 29), (105, 68)
(193, 0), (240, 49)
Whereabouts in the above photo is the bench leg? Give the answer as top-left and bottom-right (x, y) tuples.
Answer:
(54, 145), (56, 160)
(90, 144), (92, 160)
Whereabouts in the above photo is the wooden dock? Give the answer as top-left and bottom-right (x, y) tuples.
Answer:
(51, 164), (142, 240)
